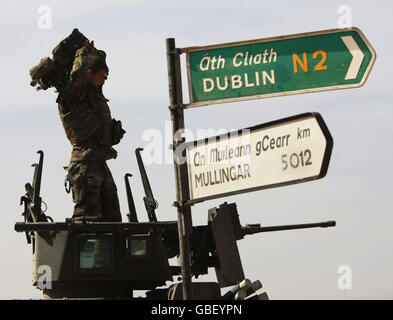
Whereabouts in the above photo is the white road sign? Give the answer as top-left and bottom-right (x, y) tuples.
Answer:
(186, 113), (333, 204)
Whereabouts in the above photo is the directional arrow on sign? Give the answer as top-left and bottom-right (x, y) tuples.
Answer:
(182, 28), (376, 108)
(342, 35), (365, 80)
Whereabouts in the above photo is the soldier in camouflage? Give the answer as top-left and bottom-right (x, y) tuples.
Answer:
(57, 40), (125, 222)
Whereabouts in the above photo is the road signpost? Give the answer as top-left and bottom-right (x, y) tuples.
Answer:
(183, 28), (376, 108)
(185, 113), (333, 204)
(166, 27), (374, 299)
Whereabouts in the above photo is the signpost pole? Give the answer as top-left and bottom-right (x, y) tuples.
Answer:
(166, 38), (193, 300)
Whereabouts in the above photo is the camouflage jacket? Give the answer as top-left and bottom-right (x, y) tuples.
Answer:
(57, 48), (124, 163)
(59, 84), (120, 161)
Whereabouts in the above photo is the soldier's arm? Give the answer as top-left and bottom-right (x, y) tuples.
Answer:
(60, 42), (96, 110)
(64, 47), (89, 99)
(65, 39), (96, 100)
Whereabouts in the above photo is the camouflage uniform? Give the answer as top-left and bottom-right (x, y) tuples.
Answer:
(57, 48), (124, 221)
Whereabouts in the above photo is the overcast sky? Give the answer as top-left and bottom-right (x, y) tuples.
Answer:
(1, 0), (392, 299)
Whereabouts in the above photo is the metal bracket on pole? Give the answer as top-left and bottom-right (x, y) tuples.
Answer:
(168, 103), (185, 111)
(172, 200), (195, 209)
(167, 48), (181, 56)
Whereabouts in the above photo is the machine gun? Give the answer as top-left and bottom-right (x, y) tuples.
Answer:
(135, 148), (158, 222)
(186, 202), (336, 287)
(19, 151), (52, 243)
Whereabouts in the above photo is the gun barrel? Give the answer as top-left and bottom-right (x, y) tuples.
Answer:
(135, 148), (157, 222)
(125, 173), (138, 222)
(243, 220), (336, 235)
(29, 151), (44, 222)
(32, 150), (44, 206)
(135, 148), (154, 199)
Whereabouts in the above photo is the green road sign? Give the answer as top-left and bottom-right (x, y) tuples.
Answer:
(183, 28), (376, 108)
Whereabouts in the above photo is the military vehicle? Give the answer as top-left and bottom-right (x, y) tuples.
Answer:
(15, 149), (336, 300)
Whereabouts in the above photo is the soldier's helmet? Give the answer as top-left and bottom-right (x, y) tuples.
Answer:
(29, 28), (106, 92)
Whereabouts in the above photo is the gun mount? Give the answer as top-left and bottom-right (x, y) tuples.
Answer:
(19, 150), (53, 244)
(15, 150), (336, 299)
